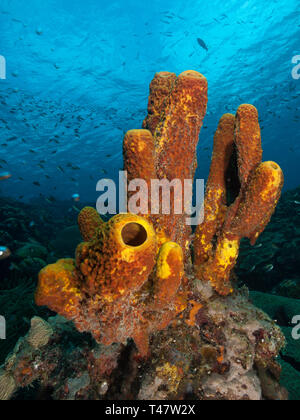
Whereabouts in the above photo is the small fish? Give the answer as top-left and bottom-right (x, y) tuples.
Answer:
(72, 193), (80, 202)
(0, 246), (11, 260)
(29, 221), (35, 228)
(0, 171), (12, 181)
(45, 196), (56, 204)
(263, 264), (274, 273)
(254, 243), (263, 249)
(197, 38), (208, 51)
(293, 200), (300, 205)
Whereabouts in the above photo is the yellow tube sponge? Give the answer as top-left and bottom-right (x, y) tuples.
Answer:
(154, 242), (184, 307)
(235, 104), (263, 187)
(78, 207), (104, 241)
(76, 213), (158, 300)
(194, 113), (235, 266)
(229, 161), (284, 244)
(200, 161), (284, 295)
(35, 259), (82, 319)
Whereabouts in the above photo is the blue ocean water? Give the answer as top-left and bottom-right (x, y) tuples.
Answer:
(0, 0), (299, 202)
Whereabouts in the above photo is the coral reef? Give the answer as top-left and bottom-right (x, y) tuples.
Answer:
(1, 70), (288, 400)
(0, 197), (87, 364)
(0, 289), (287, 400)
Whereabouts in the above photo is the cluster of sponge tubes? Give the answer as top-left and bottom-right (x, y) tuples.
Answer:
(194, 106), (283, 295)
(35, 70), (283, 356)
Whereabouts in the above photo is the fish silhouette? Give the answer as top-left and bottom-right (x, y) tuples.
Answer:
(197, 38), (208, 51)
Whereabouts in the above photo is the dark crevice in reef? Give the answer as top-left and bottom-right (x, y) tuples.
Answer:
(273, 306), (291, 328)
(106, 340), (140, 400)
(225, 145), (241, 206)
(12, 382), (54, 401)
